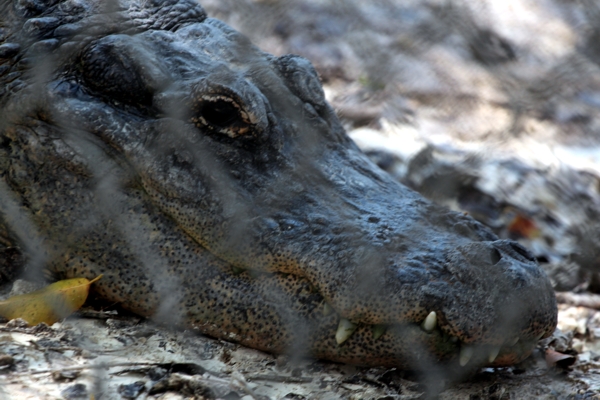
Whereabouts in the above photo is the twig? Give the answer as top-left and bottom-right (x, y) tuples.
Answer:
(246, 373), (313, 383)
(11, 361), (222, 378)
(556, 292), (600, 309)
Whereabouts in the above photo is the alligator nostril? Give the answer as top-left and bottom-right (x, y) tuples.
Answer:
(509, 241), (536, 262)
(457, 243), (503, 266)
(490, 248), (502, 265)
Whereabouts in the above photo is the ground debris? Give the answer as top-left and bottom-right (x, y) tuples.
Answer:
(558, 292), (600, 310)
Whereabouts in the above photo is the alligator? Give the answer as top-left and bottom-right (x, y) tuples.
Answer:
(0, 0), (557, 371)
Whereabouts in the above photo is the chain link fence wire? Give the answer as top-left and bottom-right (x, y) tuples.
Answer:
(1, 0), (600, 398)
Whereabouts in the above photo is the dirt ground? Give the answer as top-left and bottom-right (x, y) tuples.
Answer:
(3, 0), (600, 398)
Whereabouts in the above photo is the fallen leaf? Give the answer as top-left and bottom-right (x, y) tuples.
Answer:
(0, 275), (102, 325)
(507, 214), (540, 239)
(545, 348), (576, 368)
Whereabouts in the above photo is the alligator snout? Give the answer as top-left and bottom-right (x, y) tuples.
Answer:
(435, 241), (555, 344)
(0, 0), (557, 371)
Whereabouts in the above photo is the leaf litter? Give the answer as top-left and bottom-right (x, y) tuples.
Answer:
(0, 276), (102, 326)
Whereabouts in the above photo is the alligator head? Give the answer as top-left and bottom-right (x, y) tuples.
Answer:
(0, 0), (556, 370)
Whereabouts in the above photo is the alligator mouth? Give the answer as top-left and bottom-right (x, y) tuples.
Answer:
(315, 308), (541, 368)
(307, 297), (540, 368)
(185, 254), (545, 370)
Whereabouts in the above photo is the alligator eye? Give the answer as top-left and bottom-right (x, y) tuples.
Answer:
(199, 99), (238, 127)
(190, 95), (253, 138)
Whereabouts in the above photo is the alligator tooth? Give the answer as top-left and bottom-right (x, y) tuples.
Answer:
(371, 324), (386, 340)
(488, 346), (501, 363)
(336, 318), (358, 345)
(509, 337), (519, 346)
(422, 311), (437, 332)
(459, 345), (474, 367)
(536, 332), (545, 341)
(323, 303), (334, 316)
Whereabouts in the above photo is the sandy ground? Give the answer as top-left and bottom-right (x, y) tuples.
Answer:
(3, 0), (600, 398)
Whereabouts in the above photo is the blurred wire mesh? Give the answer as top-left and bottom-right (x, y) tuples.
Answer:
(2, 0), (600, 398)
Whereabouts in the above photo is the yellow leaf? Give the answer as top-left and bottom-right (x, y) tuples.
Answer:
(0, 275), (102, 326)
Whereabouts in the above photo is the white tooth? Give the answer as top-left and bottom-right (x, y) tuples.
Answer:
(422, 311), (437, 332)
(509, 337), (519, 346)
(459, 346), (474, 367)
(372, 324), (386, 340)
(323, 303), (334, 316)
(335, 318), (357, 345)
(536, 332), (545, 341)
(488, 346), (501, 363)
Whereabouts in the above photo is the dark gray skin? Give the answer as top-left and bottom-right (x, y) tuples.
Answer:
(0, 0), (556, 370)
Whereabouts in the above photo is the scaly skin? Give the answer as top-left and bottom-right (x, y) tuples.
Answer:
(0, 0), (556, 370)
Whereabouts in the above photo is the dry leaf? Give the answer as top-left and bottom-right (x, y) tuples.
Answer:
(0, 275), (102, 325)
(507, 214), (540, 239)
(545, 348), (576, 368)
